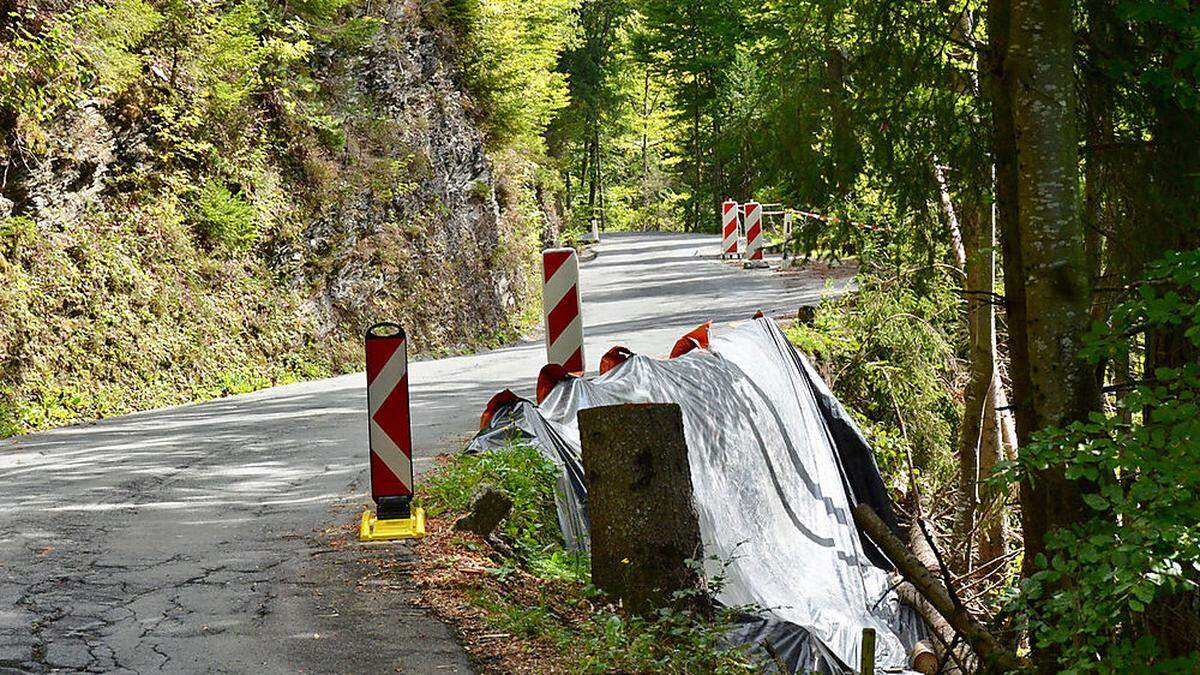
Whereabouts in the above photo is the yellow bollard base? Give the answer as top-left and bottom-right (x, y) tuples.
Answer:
(358, 507), (426, 542)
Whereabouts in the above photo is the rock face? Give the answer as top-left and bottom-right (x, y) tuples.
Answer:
(0, 2), (540, 433)
(579, 403), (708, 615)
(2, 104), (117, 227)
(289, 5), (534, 350)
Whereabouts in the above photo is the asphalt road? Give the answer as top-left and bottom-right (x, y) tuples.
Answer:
(0, 232), (850, 674)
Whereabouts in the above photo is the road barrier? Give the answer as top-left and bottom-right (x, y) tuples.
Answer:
(359, 322), (426, 541)
(670, 322), (711, 358)
(782, 211), (794, 258)
(721, 199), (739, 258)
(543, 248), (586, 374)
(744, 201), (767, 268)
(722, 204), (884, 265)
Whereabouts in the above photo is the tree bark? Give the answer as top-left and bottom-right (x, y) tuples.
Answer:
(932, 162), (967, 271)
(934, 160), (1010, 567)
(1008, 0), (1101, 668)
(641, 69), (651, 210)
(579, 403), (707, 615)
(987, 0), (1033, 454)
(961, 204), (1009, 566)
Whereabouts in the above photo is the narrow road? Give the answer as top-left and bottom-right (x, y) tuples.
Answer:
(0, 232), (850, 674)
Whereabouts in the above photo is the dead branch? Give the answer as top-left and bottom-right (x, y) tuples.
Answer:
(853, 504), (1025, 674)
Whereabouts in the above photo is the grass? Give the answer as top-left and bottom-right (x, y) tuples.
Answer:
(422, 441), (576, 572)
(415, 442), (759, 673)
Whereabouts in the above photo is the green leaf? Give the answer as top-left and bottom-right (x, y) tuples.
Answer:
(1082, 493), (1109, 511)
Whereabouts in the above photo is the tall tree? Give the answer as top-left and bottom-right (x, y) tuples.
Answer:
(638, 0), (742, 230)
(1004, 0), (1100, 667)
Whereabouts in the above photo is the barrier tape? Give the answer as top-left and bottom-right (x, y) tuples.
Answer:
(790, 209), (884, 232)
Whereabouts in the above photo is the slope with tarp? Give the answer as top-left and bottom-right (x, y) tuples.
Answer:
(468, 318), (925, 673)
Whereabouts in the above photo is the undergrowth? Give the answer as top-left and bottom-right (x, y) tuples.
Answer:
(785, 268), (962, 494)
(417, 442), (757, 673)
(0, 0), (543, 438)
(423, 441), (574, 572)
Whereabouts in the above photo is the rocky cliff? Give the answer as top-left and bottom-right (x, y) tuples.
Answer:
(0, 0), (542, 435)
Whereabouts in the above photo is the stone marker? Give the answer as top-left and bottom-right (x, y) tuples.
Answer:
(797, 304), (817, 324)
(579, 402), (706, 614)
(452, 485), (513, 537)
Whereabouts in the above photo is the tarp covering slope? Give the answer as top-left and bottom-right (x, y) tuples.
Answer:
(468, 318), (922, 672)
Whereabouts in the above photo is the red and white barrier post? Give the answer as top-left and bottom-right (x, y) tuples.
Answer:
(543, 248), (586, 374)
(782, 211), (794, 259)
(721, 199), (739, 259)
(359, 322), (425, 541)
(744, 201), (767, 268)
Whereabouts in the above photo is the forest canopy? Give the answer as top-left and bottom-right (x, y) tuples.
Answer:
(3, 0), (1198, 669)
(528, 0), (1199, 669)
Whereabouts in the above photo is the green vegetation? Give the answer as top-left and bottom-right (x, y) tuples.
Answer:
(471, 587), (756, 673)
(424, 442), (571, 570)
(997, 250), (1200, 671)
(194, 182), (260, 253)
(445, 0), (574, 151)
(4, 0), (1198, 666)
(1, 0), (544, 436)
(786, 272), (962, 491)
(0, 203), (337, 432)
(419, 443), (757, 673)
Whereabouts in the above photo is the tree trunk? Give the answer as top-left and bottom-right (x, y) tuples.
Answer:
(854, 505), (1023, 674)
(596, 127), (606, 231)
(588, 132), (599, 214)
(1008, 0), (1100, 668)
(641, 69), (651, 209)
(691, 102), (702, 232)
(934, 160), (1010, 567)
(579, 138), (591, 214)
(579, 403), (707, 615)
(987, 0), (1033, 453)
(962, 203), (1008, 566)
(932, 162), (967, 271)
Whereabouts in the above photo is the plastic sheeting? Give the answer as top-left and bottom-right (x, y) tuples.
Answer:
(467, 318), (924, 673)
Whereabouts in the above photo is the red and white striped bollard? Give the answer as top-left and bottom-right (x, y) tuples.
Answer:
(359, 322), (425, 541)
(744, 201), (766, 267)
(722, 199), (739, 259)
(543, 248), (586, 374)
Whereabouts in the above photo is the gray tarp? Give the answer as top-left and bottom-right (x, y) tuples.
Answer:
(467, 318), (924, 673)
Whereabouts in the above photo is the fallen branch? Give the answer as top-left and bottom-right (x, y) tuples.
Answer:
(906, 520), (972, 673)
(853, 504), (1025, 674)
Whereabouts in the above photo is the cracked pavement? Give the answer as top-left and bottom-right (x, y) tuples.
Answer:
(0, 232), (847, 673)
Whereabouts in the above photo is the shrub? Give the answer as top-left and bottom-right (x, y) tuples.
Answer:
(785, 270), (961, 490)
(423, 441), (566, 563)
(194, 182), (259, 253)
(998, 249), (1200, 671)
